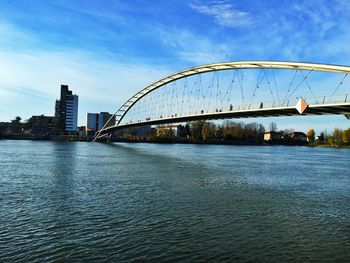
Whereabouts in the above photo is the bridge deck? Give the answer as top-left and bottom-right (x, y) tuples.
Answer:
(99, 102), (350, 136)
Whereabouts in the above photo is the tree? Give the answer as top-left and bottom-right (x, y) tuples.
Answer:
(22, 117), (33, 131)
(307, 129), (315, 138)
(222, 121), (244, 140)
(268, 122), (277, 132)
(307, 128), (315, 143)
(190, 121), (206, 142)
(332, 128), (342, 145)
(342, 128), (350, 145)
(244, 122), (260, 142)
(184, 123), (191, 138)
(156, 128), (173, 141)
(9, 116), (22, 134)
(177, 124), (191, 138)
(201, 122), (216, 141)
(319, 131), (325, 142)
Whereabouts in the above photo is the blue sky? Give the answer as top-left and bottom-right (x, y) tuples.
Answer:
(1, 0), (350, 133)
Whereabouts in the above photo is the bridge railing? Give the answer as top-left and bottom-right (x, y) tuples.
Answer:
(192, 93), (350, 114)
(115, 93), (350, 127)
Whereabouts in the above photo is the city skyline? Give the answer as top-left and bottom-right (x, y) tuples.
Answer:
(1, 0), (350, 133)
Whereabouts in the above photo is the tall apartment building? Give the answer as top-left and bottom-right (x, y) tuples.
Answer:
(87, 112), (115, 131)
(55, 85), (78, 132)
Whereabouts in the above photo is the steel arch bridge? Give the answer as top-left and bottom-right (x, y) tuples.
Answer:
(94, 61), (350, 141)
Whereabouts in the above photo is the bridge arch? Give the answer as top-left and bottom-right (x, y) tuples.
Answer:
(95, 61), (350, 140)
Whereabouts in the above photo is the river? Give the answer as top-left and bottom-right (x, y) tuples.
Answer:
(0, 140), (349, 262)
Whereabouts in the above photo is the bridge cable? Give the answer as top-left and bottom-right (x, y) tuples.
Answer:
(169, 81), (176, 118)
(262, 69), (276, 107)
(226, 70), (237, 111)
(215, 71), (221, 112)
(198, 74), (203, 114)
(247, 68), (263, 109)
(195, 74), (202, 114)
(238, 70), (245, 109)
(188, 75), (197, 114)
(327, 73), (348, 103)
(282, 70), (298, 106)
(299, 70), (319, 104)
(272, 70), (281, 106)
(207, 71), (217, 113)
(200, 73), (208, 114)
(285, 69), (313, 105)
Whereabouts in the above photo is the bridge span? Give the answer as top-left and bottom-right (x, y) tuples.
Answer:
(94, 61), (350, 141)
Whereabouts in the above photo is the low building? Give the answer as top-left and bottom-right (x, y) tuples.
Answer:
(31, 115), (55, 136)
(290, 132), (307, 143)
(263, 131), (281, 142)
(0, 122), (10, 135)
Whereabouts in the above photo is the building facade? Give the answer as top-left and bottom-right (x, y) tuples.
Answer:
(87, 113), (99, 131)
(263, 131), (281, 142)
(290, 132), (307, 143)
(31, 115), (55, 136)
(55, 85), (78, 132)
(86, 112), (115, 131)
(0, 122), (10, 135)
(98, 112), (114, 130)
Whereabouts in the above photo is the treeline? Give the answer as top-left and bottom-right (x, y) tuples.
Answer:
(308, 128), (350, 147)
(124, 120), (266, 144)
(0, 116), (32, 135)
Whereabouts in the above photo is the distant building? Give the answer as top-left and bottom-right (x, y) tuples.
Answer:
(263, 131), (281, 142)
(0, 122), (10, 135)
(55, 85), (78, 132)
(87, 113), (99, 131)
(31, 115), (55, 136)
(98, 112), (115, 130)
(86, 112), (115, 131)
(290, 132), (307, 143)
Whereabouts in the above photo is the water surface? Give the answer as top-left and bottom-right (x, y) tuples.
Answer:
(0, 140), (349, 262)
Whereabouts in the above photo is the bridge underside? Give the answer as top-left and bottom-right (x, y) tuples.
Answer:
(98, 103), (350, 136)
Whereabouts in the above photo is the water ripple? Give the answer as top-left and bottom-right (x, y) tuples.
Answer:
(0, 141), (349, 262)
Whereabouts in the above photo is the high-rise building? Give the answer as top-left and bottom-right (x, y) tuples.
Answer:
(86, 112), (115, 131)
(55, 85), (78, 132)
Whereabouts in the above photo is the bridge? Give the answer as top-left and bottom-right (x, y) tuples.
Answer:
(94, 61), (350, 141)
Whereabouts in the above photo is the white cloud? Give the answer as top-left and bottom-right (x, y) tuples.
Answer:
(158, 27), (232, 65)
(189, 1), (253, 28)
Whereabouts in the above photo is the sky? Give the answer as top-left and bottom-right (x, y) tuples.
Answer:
(0, 0), (350, 133)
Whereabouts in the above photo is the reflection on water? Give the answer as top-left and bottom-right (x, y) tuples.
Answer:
(0, 140), (349, 262)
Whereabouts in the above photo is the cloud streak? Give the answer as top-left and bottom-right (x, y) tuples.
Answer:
(189, 1), (253, 28)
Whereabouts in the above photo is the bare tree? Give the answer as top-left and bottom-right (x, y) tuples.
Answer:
(268, 122), (277, 132)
